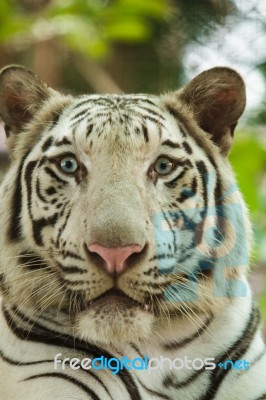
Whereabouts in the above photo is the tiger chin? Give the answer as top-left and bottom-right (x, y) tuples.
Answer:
(76, 300), (155, 344)
(0, 64), (266, 400)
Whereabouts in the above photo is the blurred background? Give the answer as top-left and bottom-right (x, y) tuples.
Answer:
(0, 0), (265, 327)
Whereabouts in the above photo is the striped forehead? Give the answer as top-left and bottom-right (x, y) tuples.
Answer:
(69, 95), (164, 123)
(55, 94), (182, 146)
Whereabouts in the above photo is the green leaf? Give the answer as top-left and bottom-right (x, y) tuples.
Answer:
(104, 18), (151, 41)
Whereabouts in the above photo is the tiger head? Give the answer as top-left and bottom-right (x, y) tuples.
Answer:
(0, 65), (250, 345)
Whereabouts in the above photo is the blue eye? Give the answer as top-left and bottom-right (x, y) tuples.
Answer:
(154, 157), (174, 175)
(60, 157), (78, 173)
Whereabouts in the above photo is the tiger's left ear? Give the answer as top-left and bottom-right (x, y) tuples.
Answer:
(179, 67), (246, 156)
(0, 65), (50, 137)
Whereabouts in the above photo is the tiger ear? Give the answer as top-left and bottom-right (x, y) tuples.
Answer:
(179, 67), (246, 156)
(0, 65), (50, 141)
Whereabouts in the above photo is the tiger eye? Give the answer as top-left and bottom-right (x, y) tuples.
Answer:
(60, 157), (78, 173)
(154, 157), (174, 175)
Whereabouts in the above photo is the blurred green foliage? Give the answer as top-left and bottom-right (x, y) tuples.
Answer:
(230, 131), (266, 214)
(231, 131), (266, 260)
(0, 0), (169, 58)
(0, 0), (236, 93)
(230, 130), (266, 317)
(47, 0), (169, 58)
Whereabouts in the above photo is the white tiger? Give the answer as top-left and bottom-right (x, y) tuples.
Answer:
(0, 64), (265, 400)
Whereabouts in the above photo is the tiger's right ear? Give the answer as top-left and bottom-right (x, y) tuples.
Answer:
(0, 65), (50, 141)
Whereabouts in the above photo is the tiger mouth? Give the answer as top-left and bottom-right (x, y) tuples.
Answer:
(86, 288), (152, 312)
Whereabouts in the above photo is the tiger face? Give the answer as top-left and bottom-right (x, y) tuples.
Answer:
(0, 65), (250, 345)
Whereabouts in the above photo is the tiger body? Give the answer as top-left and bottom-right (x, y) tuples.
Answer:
(0, 65), (265, 399)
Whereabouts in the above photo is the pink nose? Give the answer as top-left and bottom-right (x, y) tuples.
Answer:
(87, 244), (143, 276)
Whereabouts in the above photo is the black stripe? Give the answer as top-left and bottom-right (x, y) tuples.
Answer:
(182, 141), (193, 154)
(135, 127), (141, 136)
(4, 124), (11, 137)
(165, 104), (187, 137)
(72, 95), (113, 111)
(0, 273), (8, 295)
(36, 178), (48, 203)
(54, 137), (72, 147)
(129, 97), (157, 107)
(192, 176), (197, 194)
(3, 305), (142, 400)
(165, 104), (181, 120)
(135, 105), (165, 121)
(72, 97), (112, 109)
(0, 348), (53, 366)
(71, 111), (110, 129)
(49, 111), (61, 129)
(0, 348), (112, 399)
(200, 303), (260, 400)
(58, 263), (87, 275)
(142, 125), (149, 142)
(24, 161), (59, 246)
(214, 173), (223, 206)
(24, 160), (38, 217)
(205, 154), (229, 268)
(163, 366), (206, 390)
(164, 315), (213, 350)
(32, 214), (59, 246)
(160, 210), (178, 254)
(130, 343), (144, 358)
(71, 108), (89, 122)
(242, 346), (266, 374)
(206, 154), (223, 207)
(161, 140), (180, 149)
(4, 305), (108, 351)
(136, 377), (171, 400)
(73, 99), (92, 110)
(143, 115), (166, 128)
(44, 166), (68, 185)
(23, 373), (101, 400)
(55, 209), (71, 248)
(86, 124), (93, 137)
(195, 160), (208, 211)
(41, 136), (54, 152)
(8, 153), (30, 242)
(165, 168), (188, 188)
(19, 251), (49, 271)
(63, 278), (88, 285)
(176, 177), (198, 203)
(61, 250), (85, 261)
(254, 393), (266, 400)
(46, 186), (56, 195)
